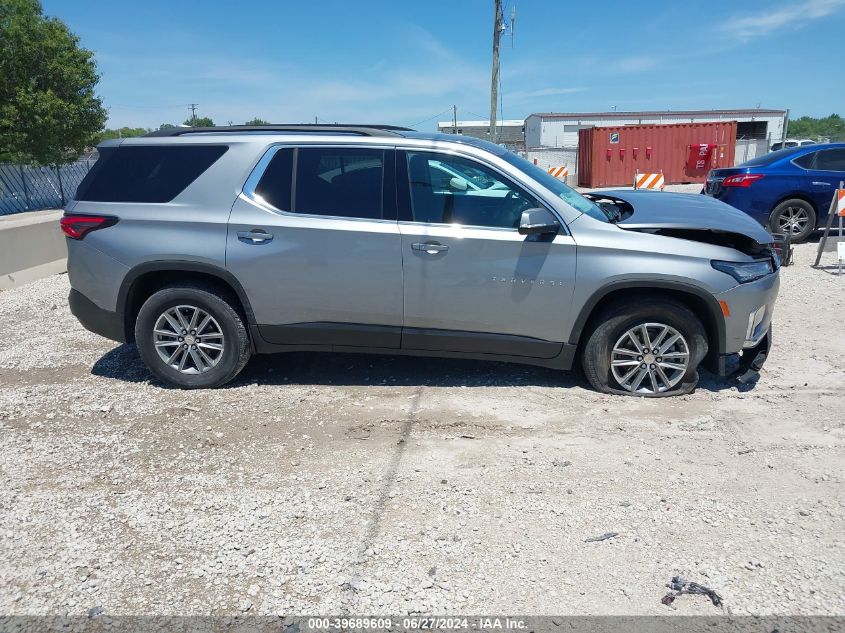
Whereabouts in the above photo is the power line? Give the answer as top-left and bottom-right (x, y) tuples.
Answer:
(188, 103), (199, 124)
(104, 102), (187, 110)
(403, 109), (453, 129)
(464, 110), (490, 121)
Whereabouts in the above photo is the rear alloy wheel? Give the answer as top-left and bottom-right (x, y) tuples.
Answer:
(135, 283), (251, 389)
(581, 300), (708, 397)
(153, 305), (226, 374)
(769, 199), (815, 243)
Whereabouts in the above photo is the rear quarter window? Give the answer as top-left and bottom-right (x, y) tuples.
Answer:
(75, 145), (228, 203)
(792, 152), (816, 169)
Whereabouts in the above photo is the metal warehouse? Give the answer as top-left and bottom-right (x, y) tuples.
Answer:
(525, 108), (787, 149)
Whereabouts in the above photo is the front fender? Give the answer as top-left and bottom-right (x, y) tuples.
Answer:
(567, 278), (727, 361)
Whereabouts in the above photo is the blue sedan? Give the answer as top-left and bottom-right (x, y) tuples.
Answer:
(705, 143), (845, 242)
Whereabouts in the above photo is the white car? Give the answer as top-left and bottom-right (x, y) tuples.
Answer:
(771, 139), (816, 151)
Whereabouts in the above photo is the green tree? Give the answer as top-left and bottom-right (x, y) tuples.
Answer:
(94, 126), (150, 144)
(158, 123), (176, 130)
(788, 114), (845, 140)
(0, 0), (106, 164)
(244, 118), (270, 125)
(184, 116), (214, 127)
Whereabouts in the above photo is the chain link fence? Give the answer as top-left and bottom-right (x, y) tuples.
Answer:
(0, 160), (94, 216)
(734, 138), (770, 164)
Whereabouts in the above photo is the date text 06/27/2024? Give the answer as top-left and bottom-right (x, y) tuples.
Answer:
(305, 617), (528, 631)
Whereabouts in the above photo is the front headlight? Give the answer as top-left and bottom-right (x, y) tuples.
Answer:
(711, 259), (773, 283)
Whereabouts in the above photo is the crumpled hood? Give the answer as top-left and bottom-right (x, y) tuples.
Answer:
(593, 189), (774, 246)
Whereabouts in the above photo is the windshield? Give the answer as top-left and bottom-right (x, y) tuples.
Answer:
(499, 151), (609, 222)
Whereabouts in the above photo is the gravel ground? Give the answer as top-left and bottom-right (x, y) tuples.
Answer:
(0, 241), (843, 617)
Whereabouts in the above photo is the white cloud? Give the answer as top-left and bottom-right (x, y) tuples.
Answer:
(613, 57), (659, 73)
(721, 0), (845, 41)
(403, 23), (457, 62)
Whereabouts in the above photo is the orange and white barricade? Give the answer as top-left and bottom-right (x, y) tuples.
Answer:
(839, 190), (845, 274)
(547, 165), (569, 179)
(634, 171), (665, 190)
(812, 184), (845, 270)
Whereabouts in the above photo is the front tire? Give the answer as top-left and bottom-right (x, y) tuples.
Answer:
(769, 199), (815, 243)
(134, 283), (252, 388)
(581, 300), (708, 397)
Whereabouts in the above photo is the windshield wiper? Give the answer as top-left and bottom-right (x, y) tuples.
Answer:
(599, 202), (622, 223)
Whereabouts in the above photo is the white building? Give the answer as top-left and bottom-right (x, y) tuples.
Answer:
(436, 119), (525, 149)
(525, 109), (788, 148)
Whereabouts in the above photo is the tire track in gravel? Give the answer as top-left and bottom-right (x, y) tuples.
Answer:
(339, 386), (424, 612)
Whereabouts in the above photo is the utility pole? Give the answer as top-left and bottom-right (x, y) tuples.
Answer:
(188, 103), (199, 125)
(489, 0), (503, 143)
(452, 104), (458, 132)
(782, 108), (790, 146)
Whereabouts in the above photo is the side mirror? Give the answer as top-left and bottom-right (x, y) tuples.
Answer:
(518, 208), (560, 236)
(449, 176), (468, 191)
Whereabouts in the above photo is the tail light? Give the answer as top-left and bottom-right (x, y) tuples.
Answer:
(721, 174), (765, 188)
(60, 215), (117, 240)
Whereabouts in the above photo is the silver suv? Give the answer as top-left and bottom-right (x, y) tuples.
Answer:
(63, 125), (779, 396)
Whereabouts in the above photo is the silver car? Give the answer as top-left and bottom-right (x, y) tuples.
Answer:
(63, 125), (779, 396)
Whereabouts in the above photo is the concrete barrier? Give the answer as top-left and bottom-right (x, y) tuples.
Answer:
(0, 209), (67, 289)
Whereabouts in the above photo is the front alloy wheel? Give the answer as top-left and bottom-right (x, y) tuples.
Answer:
(581, 299), (707, 397)
(610, 323), (690, 394)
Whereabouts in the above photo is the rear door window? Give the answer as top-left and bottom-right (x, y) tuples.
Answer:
(253, 147), (386, 219)
(295, 148), (385, 219)
(75, 145), (228, 202)
(814, 149), (845, 172)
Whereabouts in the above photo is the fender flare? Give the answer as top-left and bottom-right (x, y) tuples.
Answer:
(568, 279), (726, 356)
(117, 260), (257, 325)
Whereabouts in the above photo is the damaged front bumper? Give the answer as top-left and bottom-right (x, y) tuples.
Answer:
(714, 328), (772, 382)
(736, 328), (772, 383)
(712, 269), (779, 382)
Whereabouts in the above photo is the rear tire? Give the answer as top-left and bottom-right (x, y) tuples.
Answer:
(134, 283), (251, 389)
(769, 199), (815, 243)
(581, 300), (708, 397)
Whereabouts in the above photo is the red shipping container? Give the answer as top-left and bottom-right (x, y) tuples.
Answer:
(577, 121), (736, 188)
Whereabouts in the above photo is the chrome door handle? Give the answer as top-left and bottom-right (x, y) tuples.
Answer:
(812, 181), (831, 186)
(412, 242), (449, 254)
(238, 229), (273, 244)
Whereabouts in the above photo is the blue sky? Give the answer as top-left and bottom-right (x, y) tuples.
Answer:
(43, 0), (844, 130)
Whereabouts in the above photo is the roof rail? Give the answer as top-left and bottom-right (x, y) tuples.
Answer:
(144, 124), (414, 138)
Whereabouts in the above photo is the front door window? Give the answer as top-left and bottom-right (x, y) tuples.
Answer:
(404, 151), (537, 229)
